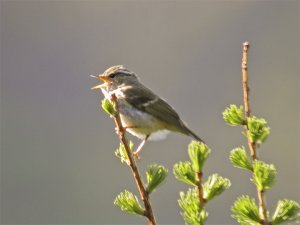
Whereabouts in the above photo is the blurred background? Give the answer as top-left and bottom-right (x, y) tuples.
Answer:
(1, 1), (299, 224)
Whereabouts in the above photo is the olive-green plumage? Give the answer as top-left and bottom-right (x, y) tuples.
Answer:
(92, 65), (205, 155)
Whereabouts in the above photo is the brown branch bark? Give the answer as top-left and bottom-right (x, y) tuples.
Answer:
(196, 171), (205, 211)
(241, 42), (269, 225)
(241, 41), (257, 160)
(110, 94), (156, 225)
(257, 189), (269, 225)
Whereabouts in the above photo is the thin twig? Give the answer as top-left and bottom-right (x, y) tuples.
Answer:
(257, 190), (269, 225)
(110, 94), (156, 225)
(241, 42), (257, 160)
(196, 171), (205, 210)
(241, 42), (269, 225)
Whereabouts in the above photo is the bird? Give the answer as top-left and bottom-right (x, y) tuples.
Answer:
(91, 65), (205, 157)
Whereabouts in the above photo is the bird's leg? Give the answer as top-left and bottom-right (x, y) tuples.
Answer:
(133, 135), (149, 159)
(114, 124), (149, 159)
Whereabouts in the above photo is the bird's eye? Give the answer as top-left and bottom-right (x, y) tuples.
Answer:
(108, 72), (132, 79)
(108, 73), (118, 78)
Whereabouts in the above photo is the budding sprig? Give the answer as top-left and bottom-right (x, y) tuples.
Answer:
(222, 42), (299, 225)
(174, 141), (231, 225)
(101, 98), (116, 116)
(224, 104), (299, 225)
(223, 105), (270, 144)
(114, 162), (168, 216)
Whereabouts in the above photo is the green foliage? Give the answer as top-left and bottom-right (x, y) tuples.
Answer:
(114, 190), (145, 216)
(229, 147), (253, 171)
(188, 141), (210, 173)
(232, 195), (261, 225)
(272, 199), (300, 225)
(101, 98), (115, 115)
(251, 160), (276, 191)
(173, 161), (197, 186)
(247, 116), (270, 143)
(223, 105), (245, 126)
(178, 188), (208, 225)
(175, 141), (230, 225)
(203, 174), (231, 201)
(115, 141), (134, 164)
(222, 54), (299, 225)
(146, 164), (168, 193)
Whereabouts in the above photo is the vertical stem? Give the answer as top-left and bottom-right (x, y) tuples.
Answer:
(196, 171), (205, 225)
(257, 190), (269, 225)
(241, 42), (269, 225)
(196, 171), (205, 209)
(242, 42), (250, 118)
(241, 42), (257, 160)
(111, 94), (156, 225)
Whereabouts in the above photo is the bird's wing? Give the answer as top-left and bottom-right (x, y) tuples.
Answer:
(122, 86), (182, 128)
(121, 86), (205, 142)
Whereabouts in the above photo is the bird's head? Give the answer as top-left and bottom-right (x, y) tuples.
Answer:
(91, 65), (139, 90)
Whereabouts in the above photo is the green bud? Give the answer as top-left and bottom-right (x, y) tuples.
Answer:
(188, 141), (210, 173)
(229, 147), (253, 171)
(146, 164), (168, 193)
(247, 116), (270, 143)
(115, 141), (133, 164)
(251, 160), (276, 191)
(101, 98), (115, 115)
(231, 195), (261, 225)
(178, 188), (208, 225)
(272, 199), (300, 225)
(114, 190), (145, 216)
(203, 173), (231, 201)
(223, 105), (245, 126)
(173, 161), (197, 186)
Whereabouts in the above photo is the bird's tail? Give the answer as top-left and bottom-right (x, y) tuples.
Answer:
(180, 122), (206, 144)
(187, 128), (206, 144)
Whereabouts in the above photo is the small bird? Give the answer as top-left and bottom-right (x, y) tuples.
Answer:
(91, 65), (205, 157)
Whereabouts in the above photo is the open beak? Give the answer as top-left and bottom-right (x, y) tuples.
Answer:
(90, 74), (109, 90)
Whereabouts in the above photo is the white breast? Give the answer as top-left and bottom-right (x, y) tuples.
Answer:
(118, 100), (168, 140)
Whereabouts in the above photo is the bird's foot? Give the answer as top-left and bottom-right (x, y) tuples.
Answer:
(133, 151), (141, 159)
(132, 137), (148, 160)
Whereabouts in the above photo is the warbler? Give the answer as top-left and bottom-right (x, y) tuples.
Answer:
(91, 65), (205, 156)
